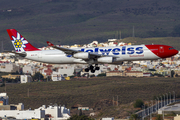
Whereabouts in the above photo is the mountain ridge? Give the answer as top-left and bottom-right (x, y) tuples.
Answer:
(0, 0), (180, 50)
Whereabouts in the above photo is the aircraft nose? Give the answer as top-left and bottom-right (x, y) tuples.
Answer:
(155, 45), (178, 58)
(165, 46), (178, 58)
(173, 49), (179, 55)
(145, 45), (178, 58)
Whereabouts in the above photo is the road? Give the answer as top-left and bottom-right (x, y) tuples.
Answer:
(136, 99), (179, 119)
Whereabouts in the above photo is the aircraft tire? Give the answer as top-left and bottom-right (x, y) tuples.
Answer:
(85, 68), (89, 72)
(91, 69), (95, 73)
(95, 67), (100, 70)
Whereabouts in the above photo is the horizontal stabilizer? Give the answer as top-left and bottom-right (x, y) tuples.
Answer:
(4, 50), (27, 57)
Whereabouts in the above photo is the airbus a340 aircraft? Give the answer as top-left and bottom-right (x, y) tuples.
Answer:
(7, 29), (178, 73)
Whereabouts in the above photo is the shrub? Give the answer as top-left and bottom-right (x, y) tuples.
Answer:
(97, 73), (106, 77)
(130, 114), (138, 120)
(133, 99), (144, 108)
(68, 115), (94, 120)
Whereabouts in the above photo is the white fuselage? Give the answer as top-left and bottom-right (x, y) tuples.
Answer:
(24, 45), (159, 64)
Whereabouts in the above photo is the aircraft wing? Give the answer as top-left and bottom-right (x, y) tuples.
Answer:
(46, 41), (118, 58)
(47, 41), (80, 55)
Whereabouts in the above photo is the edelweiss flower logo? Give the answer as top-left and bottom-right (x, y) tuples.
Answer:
(12, 32), (28, 52)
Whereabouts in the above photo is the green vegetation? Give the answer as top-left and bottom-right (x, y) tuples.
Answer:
(0, 72), (9, 77)
(68, 109), (94, 120)
(0, 83), (5, 87)
(0, 77), (180, 118)
(97, 73), (106, 77)
(32, 72), (44, 81)
(68, 115), (94, 120)
(133, 99), (144, 108)
(130, 114), (138, 120)
(156, 114), (162, 120)
(1, 0), (180, 50)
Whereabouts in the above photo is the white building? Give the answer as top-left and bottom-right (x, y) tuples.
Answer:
(20, 75), (32, 83)
(0, 63), (19, 73)
(13, 103), (24, 110)
(39, 105), (70, 120)
(174, 114), (180, 120)
(22, 65), (35, 75)
(102, 117), (114, 120)
(0, 103), (24, 110)
(58, 65), (74, 77)
(0, 109), (45, 119)
(0, 104), (70, 120)
(108, 39), (117, 42)
(51, 71), (63, 81)
(0, 93), (9, 105)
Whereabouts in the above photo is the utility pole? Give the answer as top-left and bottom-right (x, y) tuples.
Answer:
(155, 99), (157, 112)
(163, 94), (165, 107)
(157, 97), (159, 110)
(166, 93), (168, 105)
(5, 80), (6, 93)
(117, 95), (118, 106)
(141, 105), (144, 118)
(113, 97), (114, 106)
(144, 105), (145, 118)
(120, 31), (122, 40)
(151, 100), (153, 113)
(132, 26), (135, 37)
(169, 92), (171, 104)
(163, 109), (164, 120)
(160, 96), (162, 108)
(117, 31), (119, 39)
(173, 91), (175, 102)
(148, 102), (150, 115)
(150, 105), (152, 120)
(1, 41), (3, 52)
(27, 88), (29, 97)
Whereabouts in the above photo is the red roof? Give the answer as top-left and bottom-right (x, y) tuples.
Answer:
(44, 68), (53, 75)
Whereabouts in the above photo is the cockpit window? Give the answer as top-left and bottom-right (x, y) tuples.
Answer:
(169, 47), (174, 50)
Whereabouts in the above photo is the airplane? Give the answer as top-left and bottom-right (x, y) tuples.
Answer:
(7, 29), (178, 73)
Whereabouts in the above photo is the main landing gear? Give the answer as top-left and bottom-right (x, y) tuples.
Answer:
(85, 64), (100, 73)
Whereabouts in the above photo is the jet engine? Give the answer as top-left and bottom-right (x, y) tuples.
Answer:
(97, 57), (114, 63)
(73, 52), (89, 59)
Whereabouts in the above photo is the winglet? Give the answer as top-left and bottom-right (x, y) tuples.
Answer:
(47, 41), (54, 46)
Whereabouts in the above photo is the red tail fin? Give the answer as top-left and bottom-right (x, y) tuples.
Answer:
(7, 29), (40, 52)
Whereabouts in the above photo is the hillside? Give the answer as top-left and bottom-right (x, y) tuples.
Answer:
(1, 0), (180, 50)
(0, 77), (179, 118)
(121, 37), (180, 50)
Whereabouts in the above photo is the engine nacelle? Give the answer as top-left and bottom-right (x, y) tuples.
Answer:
(97, 57), (114, 63)
(113, 57), (124, 65)
(73, 52), (89, 59)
